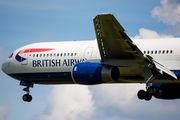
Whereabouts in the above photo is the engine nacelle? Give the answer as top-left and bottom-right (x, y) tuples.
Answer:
(71, 62), (119, 85)
(152, 83), (180, 99)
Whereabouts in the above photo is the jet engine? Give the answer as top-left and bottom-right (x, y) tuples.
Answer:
(71, 62), (119, 85)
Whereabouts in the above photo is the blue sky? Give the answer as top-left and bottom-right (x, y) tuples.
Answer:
(1, 0), (180, 120)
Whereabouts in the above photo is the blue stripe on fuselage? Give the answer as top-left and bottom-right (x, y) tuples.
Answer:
(171, 70), (180, 76)
(8, 72), (74, 84)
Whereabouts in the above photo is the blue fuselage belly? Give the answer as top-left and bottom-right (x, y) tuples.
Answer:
(8, 72), (74, 84)
(7, 70), (180, 85)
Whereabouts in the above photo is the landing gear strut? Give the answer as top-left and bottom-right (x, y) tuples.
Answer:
(22, 86), (32, 102)
(20, 81), (33, 102)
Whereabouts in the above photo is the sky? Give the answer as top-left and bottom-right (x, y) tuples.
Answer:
(1, 0), (180, 120)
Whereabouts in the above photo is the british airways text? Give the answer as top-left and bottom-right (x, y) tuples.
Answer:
(32, 59), (86, 67)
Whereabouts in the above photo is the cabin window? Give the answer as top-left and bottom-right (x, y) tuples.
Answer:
(141, 50), (173, 55)
(75, 53), (77, 56)
(47, 54), (49, 57)
(36, 54), (38, 57)
(170, 50), (173, 54)
(43, 54), (45, 57)
(61, 53), (63, 56)
(162, 50), (165, 54)
(40, 54), (42, 57)
(71, 53), (73, 56)
(57, 53), (59, 57)
(159, 50), (161, 54)
(67, 53), (70, 56)
(64, 53), (66, 56)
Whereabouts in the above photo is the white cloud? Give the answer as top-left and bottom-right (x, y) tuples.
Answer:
(89, 84), (145, 108)
(151, 0), (180, 25)
(0, 102), (10, 120)
(89, 84), (180, 120)
(132, 28), (174, 39)
(37, 85), (94, 120)
(37, 83), (180, 120)
(151, 0), (180, 35)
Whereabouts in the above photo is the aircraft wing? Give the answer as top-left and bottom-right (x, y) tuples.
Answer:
(93, 14), (145, 66)
(93, 14), (177, 83)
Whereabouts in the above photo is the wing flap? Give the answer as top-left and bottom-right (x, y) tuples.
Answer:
(153, 60), (177, 79)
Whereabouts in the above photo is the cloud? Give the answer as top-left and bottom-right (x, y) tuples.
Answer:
(0, 102), (10, 120)
(132, 28), (174, 39)
(37, 85), (94, 120)
(151, 0), (180, 35)
(89, 84), (144, 108)
(89, 84), (180, 120)
(37, 84), (180, 120)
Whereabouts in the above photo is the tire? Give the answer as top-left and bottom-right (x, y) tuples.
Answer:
(147, 87), (156, 95)
(22, 94), (32, 102)
(144, 92), (152, 101)
(137, 90), (146, 100)
(27, 95), (32, 102)
(156, 89), (162, 96)
(22, 94), (28, 101)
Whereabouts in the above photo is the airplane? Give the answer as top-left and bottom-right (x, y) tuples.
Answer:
(2, 13), (180, 102)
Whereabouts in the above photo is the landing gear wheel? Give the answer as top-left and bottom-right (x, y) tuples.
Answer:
(137, 90), (152, 101)
(137, 90), (146, 100)
(147, 87), (156, 95)
(156, 89), (162, 96)
(23, 94), (32, 102)
(144, 92), (152, 101)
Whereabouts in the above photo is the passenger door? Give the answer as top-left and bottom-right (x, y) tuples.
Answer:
(84, 47), (93, 60)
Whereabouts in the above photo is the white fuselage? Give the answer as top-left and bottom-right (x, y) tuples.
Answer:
(2, 38), (180, 84)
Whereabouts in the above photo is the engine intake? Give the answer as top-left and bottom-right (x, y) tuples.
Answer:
(71, 62), (119, 85)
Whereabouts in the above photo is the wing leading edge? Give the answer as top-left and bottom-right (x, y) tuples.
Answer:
(93, 13), (177, 83)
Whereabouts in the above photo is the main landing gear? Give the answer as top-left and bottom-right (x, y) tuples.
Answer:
(137, 85), (162, 101)
(22, 86), (32, 102)
(20, 81), (33, 102)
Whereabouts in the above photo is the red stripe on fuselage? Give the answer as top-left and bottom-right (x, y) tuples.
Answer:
(17, 48), (55, 55)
